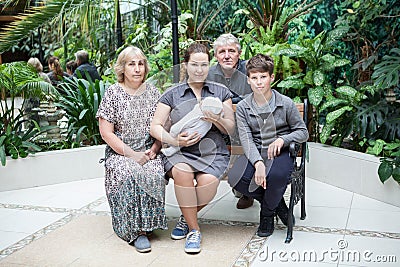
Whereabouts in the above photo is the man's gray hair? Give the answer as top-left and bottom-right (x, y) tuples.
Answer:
(213, 33), (241, 52)
(75, 50), (89, 64)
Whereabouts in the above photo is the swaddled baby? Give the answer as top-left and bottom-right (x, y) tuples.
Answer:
(161, 96), (223, 156)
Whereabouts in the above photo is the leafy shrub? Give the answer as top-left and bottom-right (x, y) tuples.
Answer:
(0, 111), (47, 166)
(56, 77), (108, 145)
(0, 61), (58, 165)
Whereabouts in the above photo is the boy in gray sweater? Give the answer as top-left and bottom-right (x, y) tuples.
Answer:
(228, 54), (309, 237)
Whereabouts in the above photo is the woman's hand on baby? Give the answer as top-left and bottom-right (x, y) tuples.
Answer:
(177, 132), (201, 147)
(202, 110), (221, 123)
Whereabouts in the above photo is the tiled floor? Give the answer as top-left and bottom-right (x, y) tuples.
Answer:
(0, 177), (399, 266)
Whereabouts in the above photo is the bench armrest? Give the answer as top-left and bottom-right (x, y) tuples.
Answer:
(289, 142), (301, 158)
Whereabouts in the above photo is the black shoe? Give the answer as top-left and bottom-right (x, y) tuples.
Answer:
(257, 215), (274, 237)
(236, 195), (254, 209)
(275, 198), (295, 227)
(232, 188), (242, 198)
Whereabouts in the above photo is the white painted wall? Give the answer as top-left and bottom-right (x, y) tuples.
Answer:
(307, 142), (400, 207)
(0, 145), (106, 191)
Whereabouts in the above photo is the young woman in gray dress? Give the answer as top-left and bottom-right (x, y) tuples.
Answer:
(97, 46), (167, 253)
(150, 42), (235, 253)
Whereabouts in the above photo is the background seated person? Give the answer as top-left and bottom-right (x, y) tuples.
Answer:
(74, 50), (101, 81)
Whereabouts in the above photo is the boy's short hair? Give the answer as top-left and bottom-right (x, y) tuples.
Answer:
(246, 54), (274, 76)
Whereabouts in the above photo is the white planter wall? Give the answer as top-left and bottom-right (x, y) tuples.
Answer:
(2, 142), (399, 207)
(307, 142), (400, 208)
(0, 145), (106, 192)
(0, 97), (24, 116)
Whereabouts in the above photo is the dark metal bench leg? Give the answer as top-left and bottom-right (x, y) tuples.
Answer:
(285, 182), (295, 243)
(300, 172), (306, 220)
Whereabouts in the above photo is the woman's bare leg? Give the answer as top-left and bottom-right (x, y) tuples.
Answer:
(172, 163), (199, 231)
(196, 173), (219, 211)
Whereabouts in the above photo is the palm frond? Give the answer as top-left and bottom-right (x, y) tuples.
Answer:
(0, 0), (96, 53)
(196, 0), (230, 39)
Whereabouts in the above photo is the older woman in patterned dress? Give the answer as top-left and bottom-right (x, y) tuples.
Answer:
(96, 46), (167, 253)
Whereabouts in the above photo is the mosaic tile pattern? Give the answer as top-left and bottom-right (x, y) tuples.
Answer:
(1, 196), (400, 266)
(0, 197), (107, 259)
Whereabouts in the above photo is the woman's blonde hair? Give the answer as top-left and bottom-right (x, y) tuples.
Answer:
(27, 57), (43, 72)
(114, 46), (150, 83)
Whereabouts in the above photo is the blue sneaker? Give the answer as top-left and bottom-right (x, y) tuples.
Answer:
(133, 235), (151, 253)
(171, 215), (189, 240)
(184, 229), (202, 253)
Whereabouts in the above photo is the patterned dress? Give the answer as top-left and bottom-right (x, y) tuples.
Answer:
(96, 83), (167, 243)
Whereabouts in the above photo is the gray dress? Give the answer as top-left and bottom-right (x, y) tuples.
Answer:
(96, 83), (167, 243)
(159, 81), (232, 179)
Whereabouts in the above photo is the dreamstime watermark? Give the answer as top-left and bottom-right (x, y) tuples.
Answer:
(258, 239), (398, 264)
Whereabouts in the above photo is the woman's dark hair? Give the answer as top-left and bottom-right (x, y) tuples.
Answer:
(183, 42), (211, 63)
(48, 56), (64, 80)
(66, 60), (77, 74)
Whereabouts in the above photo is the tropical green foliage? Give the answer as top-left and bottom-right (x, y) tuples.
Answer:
(275, 27), (354, 142)
(239, 30), (300, 94)
(362, 138), (400, 185)
(0, 111), (44, 166)
(55, 77), (108, 145)
(0, 61), (58, 165)
(236, 0), (324, 99)
(177, 0), (230, 40)
(372, 48), (400, 89)
(333, 0), (400, 182)
(337, 0), (400, 85)
(0, 0), (80, 53)
(0, 61), (57, 99)
(237, 0), (323, 41)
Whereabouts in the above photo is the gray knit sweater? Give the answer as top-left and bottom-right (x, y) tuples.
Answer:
(236, 89), (309, 165)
